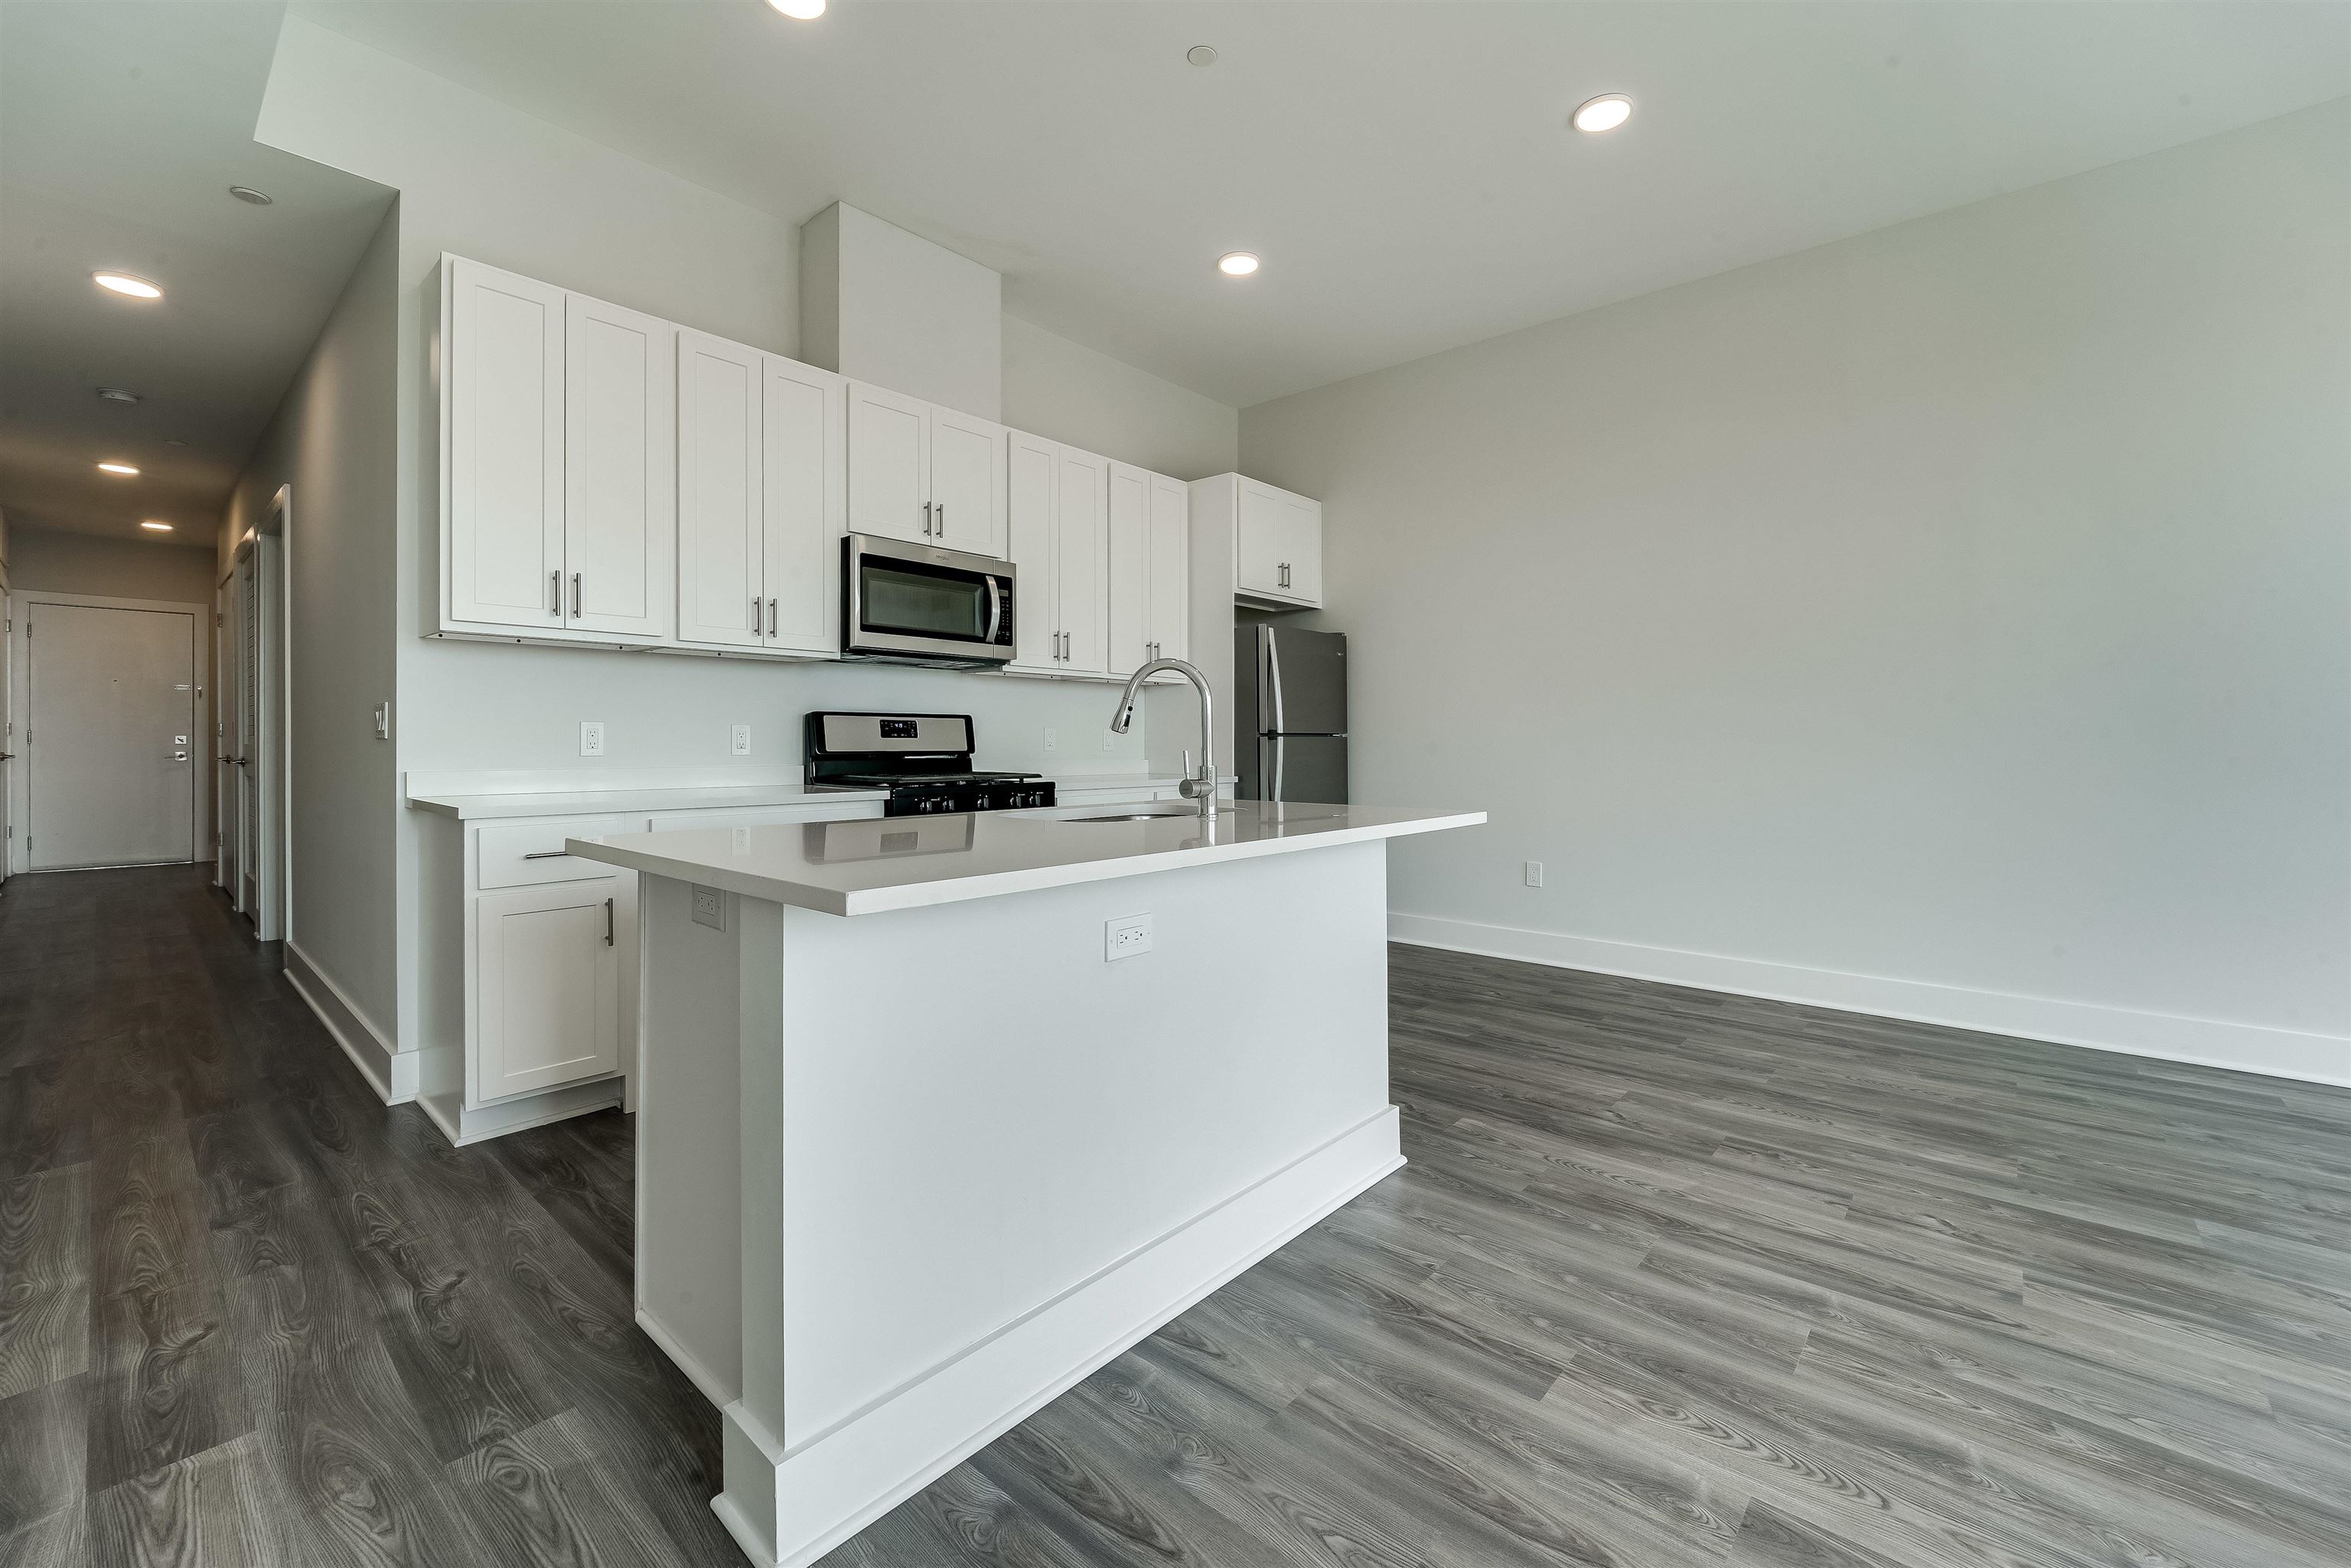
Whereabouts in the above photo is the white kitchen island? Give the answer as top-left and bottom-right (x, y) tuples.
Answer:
(565, 798), (1484, 1568)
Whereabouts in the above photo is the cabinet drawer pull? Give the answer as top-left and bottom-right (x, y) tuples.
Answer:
(605, 897), (615, 946)
(521, 850), (570, 860)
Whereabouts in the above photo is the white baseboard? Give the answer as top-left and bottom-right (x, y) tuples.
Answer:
(707, 1108), (1404, 1568)
(416, 1080), (624, 1147)
(637, 1308), (737, 1414)
(1388, 913), (2351, 1090)
(284, 942), (417, 1103)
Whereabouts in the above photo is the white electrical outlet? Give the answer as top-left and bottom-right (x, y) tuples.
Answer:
(691, 884), (725, 931)
(1104, 913), (1153, 962)
(373, 701), (391, 741)
(579, 720), (606, 758)
(1043, 726), (1058, 753)
(730, 723), (752, 757)
(1524, 860), (1544, 888)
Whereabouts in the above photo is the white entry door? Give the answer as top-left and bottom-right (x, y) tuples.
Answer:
(28, 603), (196, 869)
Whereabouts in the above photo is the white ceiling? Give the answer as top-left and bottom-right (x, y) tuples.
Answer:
(0, 2), (392, 543)
(298, 0), (2349, 408)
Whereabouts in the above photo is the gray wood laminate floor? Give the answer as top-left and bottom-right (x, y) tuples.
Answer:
(2, 865), (2346, 1567)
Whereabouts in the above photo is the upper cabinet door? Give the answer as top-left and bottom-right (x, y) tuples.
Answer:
(1106, 462), (1152, 676)
(1235, 480), (1289, 600)
(565, 292), (674, 640)
(1055, 447), (1110, 675)
(1005, 431), (1059, 670)
(1148, 473), (1190, 664)
(1280, 492), (1323, 606)
(446, 258), (566, 630)
(847, 381), (931, 545)
(928, 407), (1008, 558)
(763, 356), (846, 656)
(675, 331), (765, 649)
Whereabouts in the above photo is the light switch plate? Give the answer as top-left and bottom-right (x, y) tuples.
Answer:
(1105, 913), (1153, 962)
(579, 720), (606, 758)
(1524, 860), (1544, 888)
(730, 723), (752, 757)
(691, 884), (725, 931)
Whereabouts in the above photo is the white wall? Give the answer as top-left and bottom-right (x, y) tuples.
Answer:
(1003, 315), (1238, 482)
(8, 524), (218, 605)
(217, 200), (401, 1040)
(1241, 100), (2351, 1084)
(803, 202), (1003, 421)
(253, 15), (1236, 1055)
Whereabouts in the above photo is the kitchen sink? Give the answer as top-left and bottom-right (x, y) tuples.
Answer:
(1064, 804), (1234, 823)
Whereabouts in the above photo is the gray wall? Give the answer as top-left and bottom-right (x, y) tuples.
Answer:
(219, 201), (402, 1041)
(9, 525), (217, 605)
(1240, 100), (2351, 1081)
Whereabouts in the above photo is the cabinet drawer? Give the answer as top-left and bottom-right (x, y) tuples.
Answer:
(478, 815), (637, 889)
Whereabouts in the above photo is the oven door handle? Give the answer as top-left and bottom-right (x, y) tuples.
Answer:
(984, 575), (1003, 645)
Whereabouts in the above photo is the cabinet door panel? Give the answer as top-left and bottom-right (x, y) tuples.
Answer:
(1006, 432), (1059, 670)
(676, 331), (764, 647)
(929, 407), (1008, 556)
(475, 882), (619, 1103)
(1106, 461), (1151, 676)
(1148, 473), (1190, 664)
(1236, 480), (1289, 598)
(565, 293), (674, 639)
(447, 259), (565, 628)
(847, 382), (930, 544)
(765, 357), (846, 654)
(1282, 493), (1324, 606)
(1056, 448), (1110, 675)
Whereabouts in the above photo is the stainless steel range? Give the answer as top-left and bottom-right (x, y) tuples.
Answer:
(803, 712), (1055, 817)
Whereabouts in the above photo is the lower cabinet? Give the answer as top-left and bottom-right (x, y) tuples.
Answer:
(474, 879), (626, 1103)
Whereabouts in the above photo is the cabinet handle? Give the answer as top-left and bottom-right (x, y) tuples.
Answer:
(754, 594), (763, 631)
(552, 571), (562, 617)
(935, 503), (945, 536)
(521, 850), (570, 860)
(923, 500), (934, 536)
(572, 572), (582, 616)
(767, 598), (778, 635)
(605, 897), (615, 946)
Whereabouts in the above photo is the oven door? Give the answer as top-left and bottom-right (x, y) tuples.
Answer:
(843, 535), (1016, 667)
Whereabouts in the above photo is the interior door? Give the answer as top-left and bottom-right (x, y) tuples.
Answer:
(847, 381), (930, 545)
(446, 257), (566, 630)
(1148, 473), (1190, 664)
(27, 603), (195, 869)
(675, 329), (765, 649)
(0, 588), (12, 884)
(1106, 461), (1151, 676)
(214, 584), (234, 888)
(1005, 432), (1058, 670)
(763, 355), (845, 654)
(928, 406), (1007, 556)
(1055, 446), (1109, 674)
(239, 551), (261, 914)
(564, 292), (673, 640)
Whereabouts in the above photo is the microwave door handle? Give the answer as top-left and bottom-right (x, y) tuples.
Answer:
(985, 576), (1003, 644)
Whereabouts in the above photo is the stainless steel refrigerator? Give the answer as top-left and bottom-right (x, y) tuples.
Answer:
(1235, 624), (1348, 803)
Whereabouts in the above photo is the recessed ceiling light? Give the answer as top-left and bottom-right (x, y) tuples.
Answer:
(97, 461), (139, 475)
(96, 386), (141, 404)
(141, 520), (174, 532)
(1187, 44), (1218, 67)
(93, 272), (162, 299)
(229, 185), (272, 205)
(1572, 93), (1633, 133)
(1218, 252), (1260, 277)
(766, 0), (824, 17)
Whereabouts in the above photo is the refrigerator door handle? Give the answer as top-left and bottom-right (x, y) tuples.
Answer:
(1265, 628), (1286, 732)
(1270, 735), (1284, 802)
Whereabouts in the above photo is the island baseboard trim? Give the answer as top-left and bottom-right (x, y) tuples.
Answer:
(715, 1107), (1405, 1568)
(637, 1308), (738, 1413)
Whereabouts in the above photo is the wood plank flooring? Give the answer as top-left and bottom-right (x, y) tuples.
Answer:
(2, 865), (2346, 1567)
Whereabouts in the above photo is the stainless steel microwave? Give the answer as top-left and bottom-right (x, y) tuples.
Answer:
(841, 534), (1017, 669)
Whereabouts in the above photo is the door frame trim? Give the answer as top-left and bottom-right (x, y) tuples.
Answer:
(8, 588), (211, 877)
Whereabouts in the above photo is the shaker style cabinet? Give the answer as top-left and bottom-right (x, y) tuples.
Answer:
(675, 329), (844, 657)
(474, 879), (622, 1103)
(1108, 462), (1192, 676)
(847, 382), (1008, 556)
(440, 256), (675, 643)
(1234, 477), (1323, 608)
(1006, 432), (1110, 677)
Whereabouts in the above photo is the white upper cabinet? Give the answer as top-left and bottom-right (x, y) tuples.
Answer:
(1107, 462), (1152, 675)
(762, 355), (846, 656)
(929, 406), (1009, 557)
(445, 258), (566, 631)
(676, 331), (765, 649)
(1148, 472), (1190, 665)
(1235, 477), (1323, 608)
(564, 293), (675, 640)
(1006, 431), (1059, 671)
(1055, 446), (1110, 676)
(846, 381), (931, 545)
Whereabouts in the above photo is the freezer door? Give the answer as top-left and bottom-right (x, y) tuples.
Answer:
(1258, 733), (1348, 804)
(1264, 626), (1347, 737)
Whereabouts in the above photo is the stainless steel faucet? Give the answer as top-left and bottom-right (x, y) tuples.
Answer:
(1109, 657), (1217, 815)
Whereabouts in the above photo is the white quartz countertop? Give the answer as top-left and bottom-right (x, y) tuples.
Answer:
(564, 800), (1486, 916)
(405, 773), (1198, 820)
